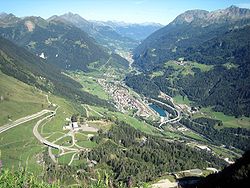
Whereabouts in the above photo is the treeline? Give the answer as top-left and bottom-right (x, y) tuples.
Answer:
(180, 118), (250, 151)
(89, 121), (226, 186)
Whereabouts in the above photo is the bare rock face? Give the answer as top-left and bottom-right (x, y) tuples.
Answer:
(25, 20), (35, 32)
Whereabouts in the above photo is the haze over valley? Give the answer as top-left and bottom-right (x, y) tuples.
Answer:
(0, 1), (250, 187)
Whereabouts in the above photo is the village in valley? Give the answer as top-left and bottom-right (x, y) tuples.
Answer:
(98, 78), (157, 118)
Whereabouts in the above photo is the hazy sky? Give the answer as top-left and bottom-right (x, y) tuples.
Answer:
(1, 0), (250, 25)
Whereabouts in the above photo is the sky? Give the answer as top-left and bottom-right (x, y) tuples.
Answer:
(1, 0), (250, 25)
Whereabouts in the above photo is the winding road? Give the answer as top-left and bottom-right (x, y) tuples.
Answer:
(32, 107), (82, 152)
(150, 98), (181, 128)
(0, 109), (53, 134)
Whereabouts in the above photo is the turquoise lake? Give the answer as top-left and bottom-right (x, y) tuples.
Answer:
(149, 104), (167, 117)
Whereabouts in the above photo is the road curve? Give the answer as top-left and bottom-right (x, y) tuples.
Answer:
(150, 98), (181, 128)
(0, 110), (52, 134)
(32, 108), (80, 152)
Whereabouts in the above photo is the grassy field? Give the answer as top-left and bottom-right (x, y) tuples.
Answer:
(45, 132), (66, 142)
(173, 95), (191, 105)
(0, 72), (47, 125)
(58, 152), (74, 165)
(150, 71), (164, 78)
(55, 136), (72, 147)
(164, 60), (213, 75)
(42, 95), (80, 135)
(68, 71), (109, 100)
(209, 145), (239, 159)
(161, 129), (182, 139)
(181, 131), (207, 142)
(87, 120), (114, 130)
(193, 107), (250, 129)
(0, 118), (45, 174)
(89, 105), (159, 135)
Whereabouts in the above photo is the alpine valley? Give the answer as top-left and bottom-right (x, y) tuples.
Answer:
(0, 5), (249, 188)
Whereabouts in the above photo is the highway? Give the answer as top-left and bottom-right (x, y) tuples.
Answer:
(150, 98), (181, 128)
(0, 109), (53, 134)
(32, 107), (81, 152)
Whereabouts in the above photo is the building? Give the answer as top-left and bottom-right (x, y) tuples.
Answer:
(71, 115), (78, 130)
(63, 115), (79, 130)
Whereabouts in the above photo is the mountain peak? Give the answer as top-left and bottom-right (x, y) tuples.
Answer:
(0, 12), (8, 19)
(171, 6), (250, 25)
(0, 13), (20, 26)
(58, 12), (90, 28)
(171, 9), (208, 24)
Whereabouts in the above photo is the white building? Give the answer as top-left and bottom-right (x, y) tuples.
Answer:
(63, 116), (79, 130)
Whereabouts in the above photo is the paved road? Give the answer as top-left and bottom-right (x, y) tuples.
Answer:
(33, 107), (90, 156)
(150, 98), (181, 128)
(32, 108), (80, 152)
(0, 110), (52, 134)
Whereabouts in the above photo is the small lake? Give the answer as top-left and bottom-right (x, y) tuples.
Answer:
(149, 104), (167, 117)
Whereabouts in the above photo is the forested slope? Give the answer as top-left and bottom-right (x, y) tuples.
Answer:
(0, 36), (112, 108)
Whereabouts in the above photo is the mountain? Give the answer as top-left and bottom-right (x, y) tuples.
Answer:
(0, 36), (112, 108)
(96, 21), (163, 41)
(0, 14), (129, 72)
(0, 13), (20, 27)
(54, 12), (139, 52)
(126, 6), (250, 117)
(190, 150), (250, 188)
(133, 6), (250, 70)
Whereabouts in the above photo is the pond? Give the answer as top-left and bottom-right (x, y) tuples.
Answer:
(149, 104), (167, 117)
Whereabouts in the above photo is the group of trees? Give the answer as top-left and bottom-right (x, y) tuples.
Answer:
(125, 62), (250, 117)
(180, 118), (250, 151)
(192, 150), (250, 188)
(89, 121), (227, 186)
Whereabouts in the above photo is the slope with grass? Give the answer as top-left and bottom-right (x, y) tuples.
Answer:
(0, 36), (112, 109)
(0, 72), (47, 125)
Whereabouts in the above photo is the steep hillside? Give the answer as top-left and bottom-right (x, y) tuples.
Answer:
(191, 150), (250, 188)
(133, 6), (250, 70)
(0, 14), (110, 71)
(0, 36), (112, 108)
(0, 71), (47, 125)
(126, 6), (250, 116)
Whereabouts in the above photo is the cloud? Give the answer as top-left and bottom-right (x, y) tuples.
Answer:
(236, 3), (250, 9)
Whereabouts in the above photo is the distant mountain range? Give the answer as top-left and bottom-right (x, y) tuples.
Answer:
(92, 20), (162, 41)
(0, 12), (161, 71)
(48, 12), (162, 52)
(0, 13), (132, 71)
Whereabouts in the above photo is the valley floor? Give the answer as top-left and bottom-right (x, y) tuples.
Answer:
(0, 69), (248, 186)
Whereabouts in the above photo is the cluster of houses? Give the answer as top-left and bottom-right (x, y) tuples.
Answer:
(98, 79), (154, 117)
